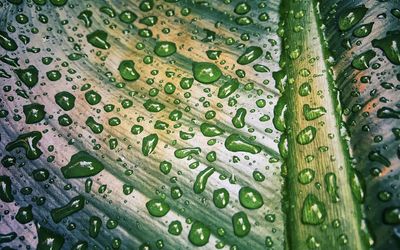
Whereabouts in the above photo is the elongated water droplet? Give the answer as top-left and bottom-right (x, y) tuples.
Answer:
(6, 131), (43, 160)
(51, 195), (85, 223)
(174, 147), (201, 159)
(86, 30), (110, 49)
(232, 108), (247, 128)
(232, 211), (251, 237)
(351, 50), (376, 70)
(71, 241), (88, 250)
(273, 95), (287, 132)
(213, 188), (230, 208)
(0, 175), (14, 203)
(0, 232), (17, 244)
(86, 116), (103, 134)
(350, 170), (365, 203)
(143, 99), (165, 112)
(302, 194), (327, 225)
(377, 107), (400, 119)
(0, 31), (17, 51)
(218, 78), (239, 98)
(61, 151), (105, 179)
(353, 22), (373, 37)
(89, 216), (102, 238)
(303, 104), (326, 121)
(142, 133), (158, 156)
(325, 173), (340, 203)
(296, 126), (317, 145)
(78, 10), (93, 28)
(368, 150), (391, 167)
(239, 186), (263, 209)
(36, 223), (65, 249)
(225, 134), (261, 154)
(193, 167), (215, 194)
(200, 123), (224, 137)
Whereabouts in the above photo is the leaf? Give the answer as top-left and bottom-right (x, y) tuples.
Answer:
(0, 0), (398, 249)
(322, 0), (400, 249)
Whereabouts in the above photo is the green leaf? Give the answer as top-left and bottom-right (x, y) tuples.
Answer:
(0, 0), (398, 249)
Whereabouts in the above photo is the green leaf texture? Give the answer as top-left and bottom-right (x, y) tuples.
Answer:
(0, 0), (399, 249)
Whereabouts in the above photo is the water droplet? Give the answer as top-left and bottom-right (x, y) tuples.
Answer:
(89, 216), (102, 238)
(55, 91), (75, 111)
(296, 126), (317, 145)
(193, 167), (215, 194)
(218, 78), (240, 98)
(383, 207), (400, 225)
(200, 123), (225, 137)
(86, 30), (110, 49)
(225, 134), (261, 154)
(232, 108), (247, 128)
(168, 220), (182, 235)
(301, 194), (326, 225)
(15, 65), (39, 88)
(351, 50), (376, 70)
(353, 22), (373, 37)
(239, 186), (263, 209)
(85, 90), (102, 105)
(372, 30), (400, 65)
(51, 195), (85, 223)
(6, 131), (43, 160)
(213, 188), (230, 208)
(192, 62), (222, 84)
(188, 221), (210, 246)
(325, 173), (340, 203)
(142, 133), (158, 156)
(338, 5), (368, 31)
(23, 103), (46, 124)
(298, 168), (315, 185)
(118, 60), (140, 81)
(36, 223), (65, 249)
(237, 46), (263, 65)
(0, 175), (14, 203)
(61, 151), (105, 179)
(234, 2), (251, 15)
(146, 199), (170, 217)
(154, 41), (177, 57)
(232, 211), (251, 237)
(303, 104), (326, 121)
